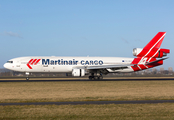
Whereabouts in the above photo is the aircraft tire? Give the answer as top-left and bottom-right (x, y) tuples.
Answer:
(89, 76), (93, 80)
(97, 76), (103, 80)
(97, 76), (102, 79)
(94, 76), (98, 80)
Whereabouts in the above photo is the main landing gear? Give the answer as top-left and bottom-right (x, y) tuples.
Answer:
(88, 73), (103, 80)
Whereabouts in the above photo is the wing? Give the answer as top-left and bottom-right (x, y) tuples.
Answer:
(73, 64), (134, 75)
(74, 64), (133, 70)
(86, 64), (132, 70)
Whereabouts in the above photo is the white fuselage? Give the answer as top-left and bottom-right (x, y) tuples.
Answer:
(4, 56), (134, 73)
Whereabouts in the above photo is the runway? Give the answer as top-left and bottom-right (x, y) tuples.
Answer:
(0, 77), (174, 82)
(1, 100), (174, 106)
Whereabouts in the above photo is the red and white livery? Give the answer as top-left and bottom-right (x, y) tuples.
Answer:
(4, 32), (170, 80)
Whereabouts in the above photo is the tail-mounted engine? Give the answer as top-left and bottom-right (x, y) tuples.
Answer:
(133, 48), (170, 58)
(72, 69), (85, 77)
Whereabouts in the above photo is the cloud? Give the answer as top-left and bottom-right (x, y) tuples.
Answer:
(1, 31), (23, 38)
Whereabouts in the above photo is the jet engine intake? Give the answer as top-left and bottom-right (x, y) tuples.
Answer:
(133, 48), (143, 56)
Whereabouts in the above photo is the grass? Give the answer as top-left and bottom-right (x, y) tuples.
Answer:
(1, 103), (174, 120)
(1, 80), (174, 119)
(0, 80), (174, 103)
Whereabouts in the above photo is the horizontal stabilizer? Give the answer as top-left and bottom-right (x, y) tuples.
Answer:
(145, 57), (168, 65)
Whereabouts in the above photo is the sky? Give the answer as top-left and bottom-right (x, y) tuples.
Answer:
(0, 0), (174, 69)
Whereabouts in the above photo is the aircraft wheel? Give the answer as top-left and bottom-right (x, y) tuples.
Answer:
(97, 76), (103, 80)
(99, 76), (103, 79)
(89, 76), (93, 80)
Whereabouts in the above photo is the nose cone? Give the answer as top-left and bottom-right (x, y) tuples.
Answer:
(4, 63), (7, 69)
(4, 63), (10, 70)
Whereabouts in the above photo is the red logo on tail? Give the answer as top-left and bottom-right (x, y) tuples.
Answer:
(27, 59), (41, 69)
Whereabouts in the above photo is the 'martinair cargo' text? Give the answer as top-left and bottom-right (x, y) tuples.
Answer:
(42, 59), (104, 65)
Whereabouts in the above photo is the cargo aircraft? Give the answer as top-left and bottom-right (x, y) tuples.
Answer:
(4, 32), (170, 80)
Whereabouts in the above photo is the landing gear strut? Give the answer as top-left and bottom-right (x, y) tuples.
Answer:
(25, 72), (30, 80)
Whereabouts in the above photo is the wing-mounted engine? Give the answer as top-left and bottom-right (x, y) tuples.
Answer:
(72, 69), (85, 77)
(133, 48), (170, 58)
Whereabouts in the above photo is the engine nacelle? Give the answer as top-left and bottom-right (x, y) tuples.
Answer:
(72, 69), (85, 77)
(133, 48), (143, 56)
(133, 48), (170, 58)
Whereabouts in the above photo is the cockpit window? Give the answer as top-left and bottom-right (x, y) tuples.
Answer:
(7, 61), (13, 63)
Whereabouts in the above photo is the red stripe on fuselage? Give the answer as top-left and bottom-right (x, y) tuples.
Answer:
(34, 59), (41, 65)
(28, 59), (34, 64)
(131, 57), (141, 64)
(27, 64), (32, 69)
(138, 64), (147, 70)
(131, 65), (141, 71)
(131, 58), (141, 71)
(27, 59), (34, 69)
(30, 59), (37, 65)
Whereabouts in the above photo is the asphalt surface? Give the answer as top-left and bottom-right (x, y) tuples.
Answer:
(0, 77), (174, 82)
(1, 100), (174, 106)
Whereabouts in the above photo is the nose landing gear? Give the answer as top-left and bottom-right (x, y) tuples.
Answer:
(25, 72), (30, 80)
